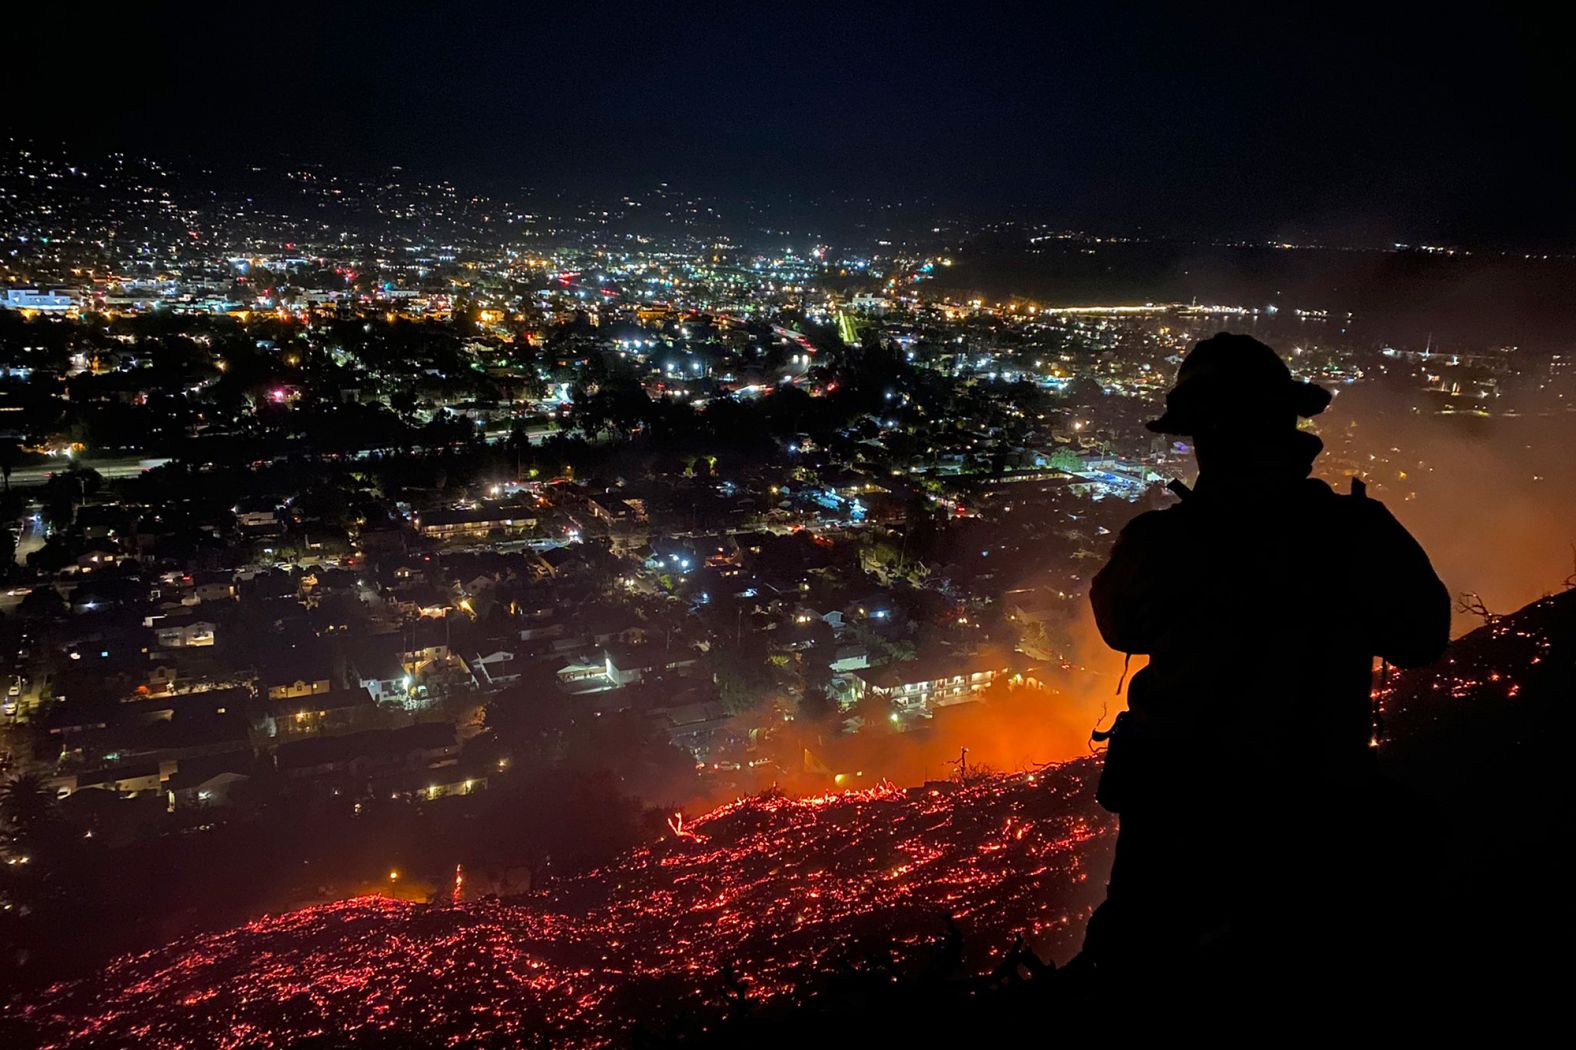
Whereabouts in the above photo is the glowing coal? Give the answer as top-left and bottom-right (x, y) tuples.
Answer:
(18, 761), (1113, 1049)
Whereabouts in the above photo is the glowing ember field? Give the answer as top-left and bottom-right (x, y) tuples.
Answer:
(18, 761), (1114, 1049)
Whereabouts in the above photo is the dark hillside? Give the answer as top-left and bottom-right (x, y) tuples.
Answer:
(9, 592), (1572, 1047)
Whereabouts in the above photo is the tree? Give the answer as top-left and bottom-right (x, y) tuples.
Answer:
(40, 466), (101, 533)
(389, 388), (418, 418)
(1064, 374), (1106, 408)
(0, 773), (57, 855)
(713, 642), (776, 714)
(0, 440), (17, 493)
(483, 667), (577, 769)
(1048, 446), (1084, 473)
(15, 586), (66, 621)
(0, 770), (89, 992)
(562, 710), (699, 802)
(860, 536), (904, 581)
(798, 656), (838, 723)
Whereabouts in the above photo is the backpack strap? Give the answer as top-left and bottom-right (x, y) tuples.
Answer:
(1348, 473), (1391, 745)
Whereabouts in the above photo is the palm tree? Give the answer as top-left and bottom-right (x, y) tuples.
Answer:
(0, 772), (56, 851)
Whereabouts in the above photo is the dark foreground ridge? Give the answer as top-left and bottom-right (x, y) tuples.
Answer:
(9, 590), (1573, 1047)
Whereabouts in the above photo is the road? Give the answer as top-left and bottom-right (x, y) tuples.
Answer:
(6, 456), (172, 488)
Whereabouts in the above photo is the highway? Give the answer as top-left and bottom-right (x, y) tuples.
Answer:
(5, 456), (172, 488)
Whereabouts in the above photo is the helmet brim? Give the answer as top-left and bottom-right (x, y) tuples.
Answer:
(1145, 379), (1331, 436)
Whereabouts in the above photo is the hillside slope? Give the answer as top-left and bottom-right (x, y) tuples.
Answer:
(12, 590), (1573, 1047)
(13, 766), (1113, 1048)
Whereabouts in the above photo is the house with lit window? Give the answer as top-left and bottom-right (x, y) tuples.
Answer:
(261, 642), (338, 700)
(54, 762), (163, 799)
(369, 767), (487, 803)
(147, 613), (217, 649)
(850, 654), (1027, 716)
(348, 636), (410, 703)
(266, 687), (381, 739)
(274, 721), (459, 783)
(413, 503), (537, 542)
(166, 754), (255, 810)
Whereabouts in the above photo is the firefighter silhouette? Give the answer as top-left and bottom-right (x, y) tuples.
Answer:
(1076, 333), (1450, 1000)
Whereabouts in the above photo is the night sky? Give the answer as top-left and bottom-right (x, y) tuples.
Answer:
(5, 2), (1570, 245)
